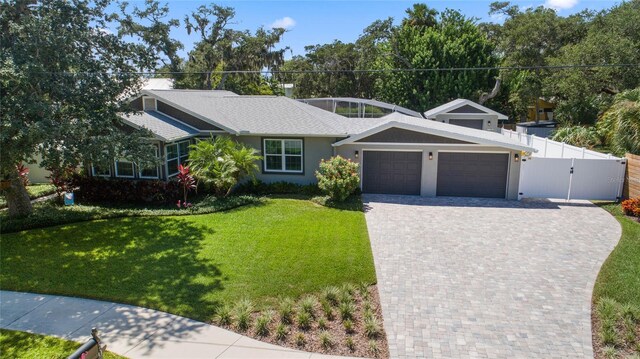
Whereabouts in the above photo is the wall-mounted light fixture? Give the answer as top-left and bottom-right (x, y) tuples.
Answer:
(488, 120), (491, 126)
(429, 152), (433, 160)
(355, 150), (359, 159)
(514, 153), (520, 162)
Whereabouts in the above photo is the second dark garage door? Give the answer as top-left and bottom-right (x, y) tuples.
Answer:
(437, 152), (509, 198)
(362, 151), (422, 195)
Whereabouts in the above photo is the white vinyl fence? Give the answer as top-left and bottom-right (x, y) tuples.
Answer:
(502, 129), (627, 200)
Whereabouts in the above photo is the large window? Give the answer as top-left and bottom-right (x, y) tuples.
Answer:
(263, 139), (303, 173)
(114, 160), (135, 178)
(166, 140), (190, 177)
(139, 146), (160, 179)
(91, 164), (111, 177)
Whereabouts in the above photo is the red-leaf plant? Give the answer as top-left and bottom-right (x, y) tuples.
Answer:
(16, 163), (30, 187)
(176, 164), (196, 208)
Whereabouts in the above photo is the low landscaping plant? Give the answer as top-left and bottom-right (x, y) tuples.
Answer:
(299, 295), (317, 317)
(215, 305), (233, 326)
(176, 164), (196, 208)
(621, 197), (640, 217)
(255, 312), (272, 337)
(234, 299), (253, 332)
(295, 332), (306, 347)
(319, 331), (333, 349)
(315, 156), (360, 202)
(72, 175), (180, 205)
(275, 323), (288, 341)
(278, 298), (295, 324)
(296, 311), (312, 330)
(234, 180), (321, 196)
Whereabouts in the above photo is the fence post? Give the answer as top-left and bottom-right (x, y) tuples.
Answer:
(544, 138), (548, 158)
(567, 158), (575, 201)
(581, 147), (585, 159)
(561, 142), (565, 158)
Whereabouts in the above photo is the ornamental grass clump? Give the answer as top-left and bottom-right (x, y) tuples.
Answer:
(299, 295), (317, 317)
(214, 304), (232, 326)
(275, 323), (288, 341)
(364, 316), (383, 338)
(255, 311), (273, 337)
(234, 299), (253, 332)
(278, 298), (295, 324)
(319, 331), (333, 349)
(315, 156), (360, 202)
(295, 332), (306, 347)
(322, 286), (340, 306)
(297, 311), (312, 330)
(339, 302), (356, 321)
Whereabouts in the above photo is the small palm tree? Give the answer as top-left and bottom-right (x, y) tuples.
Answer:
(188, 136), (262, 196)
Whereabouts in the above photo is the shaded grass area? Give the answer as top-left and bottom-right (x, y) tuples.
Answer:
(592, 202), (640, 358)
(0, 195), (260, 233)
(0, 184), (56, 208)
(0, 198), (376, 323)
(0, 329), (126, 359)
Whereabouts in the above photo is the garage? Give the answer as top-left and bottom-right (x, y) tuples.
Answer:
(362, 151), (422, 195)
(436, 152), (509, 198)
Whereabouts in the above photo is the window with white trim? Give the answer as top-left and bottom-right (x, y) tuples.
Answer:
(166, 140), (190, 177)
(91, 165), (111, 177)
(139, 146), (160, 179)
(263, 139), (303, 173)
(114, 160), (135, 178)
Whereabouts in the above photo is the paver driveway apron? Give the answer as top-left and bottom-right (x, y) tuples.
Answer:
(363, 194), (621, 359)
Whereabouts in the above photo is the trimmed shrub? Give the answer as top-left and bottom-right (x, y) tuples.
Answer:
(72, 175), (180, 204)
(315, 156), (360, 202)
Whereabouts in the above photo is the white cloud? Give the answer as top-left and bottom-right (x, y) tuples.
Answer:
(544, 0), (579, 10)
(270, 16), (296, 30)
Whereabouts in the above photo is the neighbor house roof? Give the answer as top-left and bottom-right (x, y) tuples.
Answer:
(121, 110), (200, 142)
(333, 112), (536, 152)
(424, 99), (508, 120)
(142, 90), (364, 137)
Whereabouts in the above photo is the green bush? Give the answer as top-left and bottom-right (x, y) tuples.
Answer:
(315, 156), (360, 202)
(278, 298), (295, 324)
(234, 299), (253, 332)
(255, 312), (272, 336)
(275, 323), (287, 340)
(364, 316), (382, 338)
(551, 126), (600, 149)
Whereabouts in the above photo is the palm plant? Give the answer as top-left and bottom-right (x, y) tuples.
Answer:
(188, 136), (262, 197)
(597, 88), (640, 156)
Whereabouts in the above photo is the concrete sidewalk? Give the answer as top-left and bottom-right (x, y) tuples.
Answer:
(0, 290), (350, 358)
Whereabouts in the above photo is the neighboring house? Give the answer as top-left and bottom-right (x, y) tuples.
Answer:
(423, 99), (507, 132)
(98, 90), (534, 200)
(527, 98), (555, 122)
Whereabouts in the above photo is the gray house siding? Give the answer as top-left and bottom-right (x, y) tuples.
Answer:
(355, 128), (472, 144)
(156, 101), (223, 131)
(448, 104), (487, 113)
(335, 143), (522, 200)
(236, 136), (339, 185)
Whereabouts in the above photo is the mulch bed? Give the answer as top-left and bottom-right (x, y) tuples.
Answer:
(591, 303), (640, 358)
(216, 285), (389, 358)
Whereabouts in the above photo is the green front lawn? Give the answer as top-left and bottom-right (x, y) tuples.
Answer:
(593, 203), (640, 306)
(592, 203), (640, 357)
(0, 198), (375, 322)
(0, 329), (126, 359)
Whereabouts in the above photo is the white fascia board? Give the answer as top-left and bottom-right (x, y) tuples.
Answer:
(333, 121), (536, 152)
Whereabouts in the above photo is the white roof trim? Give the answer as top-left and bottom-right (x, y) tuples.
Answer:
(424, 99), (508, 120)
(332, 120), (536, 152)
(140, 90), (238, 135)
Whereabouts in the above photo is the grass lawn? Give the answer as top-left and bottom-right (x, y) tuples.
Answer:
(593, 203), (640, 306)
(0, 198), (376, 322)
(0, 329), (126, 359)
(0, 183), (56, 208)
(592, 202), (640, 357)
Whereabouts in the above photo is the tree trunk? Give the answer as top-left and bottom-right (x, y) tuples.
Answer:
(4, 170), (33, 217)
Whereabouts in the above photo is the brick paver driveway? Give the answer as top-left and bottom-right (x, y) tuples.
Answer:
(363, 195), (621, 358)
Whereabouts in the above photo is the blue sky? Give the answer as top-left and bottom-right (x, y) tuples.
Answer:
(113, 0), (619, 59)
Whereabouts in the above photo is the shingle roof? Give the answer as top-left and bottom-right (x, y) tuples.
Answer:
(121, 110), (199, 142)
(333, 112), (536, 152)
(143, 90), (356, 136)
(424, 99), (508, 120)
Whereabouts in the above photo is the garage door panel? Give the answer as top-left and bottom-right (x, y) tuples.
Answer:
(437, 152), (509, 198)
(363, 151), (422, 195)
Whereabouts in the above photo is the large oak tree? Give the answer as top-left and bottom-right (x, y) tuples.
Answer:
(1, 0), (156, 217)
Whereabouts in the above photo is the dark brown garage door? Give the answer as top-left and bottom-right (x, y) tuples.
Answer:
(449, 119), (484, 130)
(362, 151), (422, 195)
(437, 152), (509, 198)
